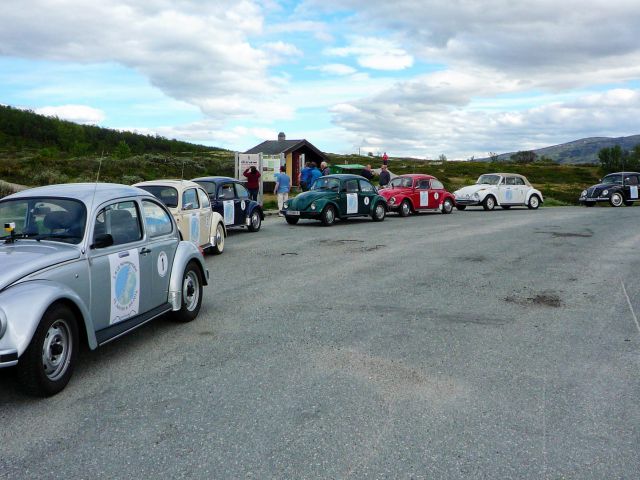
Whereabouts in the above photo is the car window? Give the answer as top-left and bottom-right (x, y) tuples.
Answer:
(197, 188), (210, 208)
(94, 201), (142, 246)
(235, 184), (250, 199)
(142, 200), (173, 238)
(359, 179), (374, 192)
(218, 183), (235, 200)
(416, 179), (430, 189)
(624, 175), (639, 185)
(344, 179), (359, 193)
(182, 188), (199, 210)
(137, 186), (178, 208)
(196, 181), (216, 195)
(431, 179), (444, 189)
(505, 177), (517, 186)
(513, 177), (525, 186)
(602, 174), (623, 184)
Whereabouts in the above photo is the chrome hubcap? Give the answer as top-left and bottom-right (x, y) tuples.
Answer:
(42, 320), (71, 381)
(252, 212), (260, 227)
(487, 198), (494, 209)
(531, 197), (539, 207)
(612, 195), (622, 206)
(402, 202), (409, 215)
(376, 205), (384, 218)
(326, 208), (334, 223)
(214, 225), (223, 249)
(183, 271), (200, 312)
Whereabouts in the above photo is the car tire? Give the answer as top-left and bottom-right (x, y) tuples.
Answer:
(609, 193), (623, 207)
(212, 223), (225, 255)
(624, 200), (634, 206)
(442, 199), (453, 214)
(173, 262), (203, 323)
(16, 303), (79, 397)
(399, 200), (411, 217)
(501, 205), (511, 210)
(527, 195), (540, 210)
(482, 195), (496, 211)
(248, 210), (262, 231)
(285, 216), (299, 225)
(321, 205), (336, 226)
(456, 205), (467, 211)
(372, 202), (386, 222)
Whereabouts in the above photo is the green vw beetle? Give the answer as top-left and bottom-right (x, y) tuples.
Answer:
(282, 174), (388, 226)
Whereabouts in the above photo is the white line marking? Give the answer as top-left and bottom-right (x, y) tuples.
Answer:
(621, 280), (640, 334)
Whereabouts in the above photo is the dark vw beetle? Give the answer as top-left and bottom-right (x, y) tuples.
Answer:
(193, 177), (264, 232)
(579, 172), (640, 207)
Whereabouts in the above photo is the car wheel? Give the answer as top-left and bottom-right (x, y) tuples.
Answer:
(16, 303), (79, 397)
(482, 195), (496, 211)
(285, 216), (299, 225)
(212, 223), (225, 255)
(399, 200), (411, 217)
(501, 205), (511, 210)
(372, 202), (386, 222)
(527, 195), (540, 209)
(624, 200), (634, 206)
(321, 205), (336, 226)
(455, 205), (467, 211)
(248, 210), (262, 231)
(173, 262), (203, 322)
(609, 193), (623, 207)
(442, 199), (453, 214)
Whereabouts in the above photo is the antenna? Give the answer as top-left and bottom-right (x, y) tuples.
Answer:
(86, 151), (104, 252)
(180, 159), (185, 181)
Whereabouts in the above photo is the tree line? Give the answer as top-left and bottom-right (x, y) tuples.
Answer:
(598, 144), (640, 174)
(0, 105), (222, 157)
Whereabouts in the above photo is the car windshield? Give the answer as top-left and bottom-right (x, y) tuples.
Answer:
(0, 197), (87, 244)
(389, 177), (413, 188)
(602, 174), (623, 185)
(476, 175), (501, 185)
(310, 178), (340, 191)
(137, 186), (179, 208)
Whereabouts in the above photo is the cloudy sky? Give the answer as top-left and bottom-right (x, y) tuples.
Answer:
(1, 0), (639, 159)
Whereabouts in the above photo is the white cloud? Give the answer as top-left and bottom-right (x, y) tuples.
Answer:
(34, 105), (105, 124)
(262, 41), (304, 63)
(308, 63), (357, 76)
(325, 36), (413, 70)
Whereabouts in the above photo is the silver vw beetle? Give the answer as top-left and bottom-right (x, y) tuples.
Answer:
(0, 183), (209, 396)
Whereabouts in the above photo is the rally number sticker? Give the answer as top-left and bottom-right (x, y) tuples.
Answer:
(420, 191), (428, 207)
(364, 197), (370, 206)
(631, 186), (639, 199)
(223, 200), (234, 225)
(190, 213), (200, 245)
(241, 200), (246, 210)
(346, 193), (358, 214)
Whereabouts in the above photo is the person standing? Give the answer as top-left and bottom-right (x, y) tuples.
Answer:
(309, 162), (322, 188)
(243, 166), (261, 201)
(320, 161), (331, 176)
(382, 152), (389, 166)
(274, 166), (290, 216)
(299, 162), (312, 191)
(361, 164), (374, 180)
(379, 164), (391, 187)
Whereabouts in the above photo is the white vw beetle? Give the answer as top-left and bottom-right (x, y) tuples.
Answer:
(453, 173), (543, 211)
(134, 180), (226, 254)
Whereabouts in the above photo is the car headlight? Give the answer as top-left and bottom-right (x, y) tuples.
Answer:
(310, 202), (316, 210)
(602, 190), (608, 196)
(0, 307), (7, 340)
(283, 202), (288, 209)
(389, 196), (396, 205)
(581, 190), (587, 197)
(473, 192), (480, 200)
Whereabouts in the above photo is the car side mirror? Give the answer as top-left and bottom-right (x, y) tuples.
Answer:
(183, 202), (194, 210)
(91, 233), (114, 249)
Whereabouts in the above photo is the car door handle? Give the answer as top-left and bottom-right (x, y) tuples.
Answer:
(140, 247), (152, 255)
(118, 251), (130, 258)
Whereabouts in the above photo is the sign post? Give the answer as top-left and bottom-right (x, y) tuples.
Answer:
(235, 153), (263, 204)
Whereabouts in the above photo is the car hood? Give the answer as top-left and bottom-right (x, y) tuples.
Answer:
(289, 190), (337, 210)
(454, 185), (493, 196)
(378, 187), (411, 199)
(590, 182), (620, 190)
(0, 242), (81, 290)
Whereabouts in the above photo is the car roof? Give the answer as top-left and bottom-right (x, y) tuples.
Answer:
(191, 176), (238, 185)
(134, 179), (203, 190)
(3, 183), (153, 207)
(485, 173), (531, 185)
(604, 171), (640, 175)
(323, 174), (369, 181)
(397, 174), (436, 180)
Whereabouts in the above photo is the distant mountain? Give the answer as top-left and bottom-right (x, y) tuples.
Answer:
(481, 135), (640, 164)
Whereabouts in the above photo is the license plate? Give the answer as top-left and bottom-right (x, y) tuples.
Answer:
(287, 210), (300, 216)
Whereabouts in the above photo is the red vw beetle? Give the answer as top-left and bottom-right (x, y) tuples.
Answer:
(378, 174), (456, 216)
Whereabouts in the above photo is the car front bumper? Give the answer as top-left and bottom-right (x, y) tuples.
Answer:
(0, 349), (18, 367)
(579, 197), (608, 204)
(454, 198), (481, 206)
(283, 210), (321, 219)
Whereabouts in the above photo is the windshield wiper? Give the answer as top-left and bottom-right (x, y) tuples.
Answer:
(2, 232), (41, 243)
(33, 233), (80, 242)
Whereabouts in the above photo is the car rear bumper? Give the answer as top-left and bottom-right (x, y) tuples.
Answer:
(0, 349), (18, 368)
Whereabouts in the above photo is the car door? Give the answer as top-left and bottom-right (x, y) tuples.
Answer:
(343, 179), (360, 216)
(181, 187), (201, 246)
(234, 183), (251, 226)
(623, 174), (640, 201)
(217, 182), (237, 226)
(197, 187), (213, 246)
(89, 199), (152, 335)
(358, 179), (376, 214)
(430, 179), (446, 208)
(512, 177), (527, 204)
(498, 176), (515, 204)
(414, 179), (431, 209)
(141, 199), (178, 307)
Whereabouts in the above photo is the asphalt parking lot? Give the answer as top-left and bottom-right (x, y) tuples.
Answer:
(1, 206), (639, 479)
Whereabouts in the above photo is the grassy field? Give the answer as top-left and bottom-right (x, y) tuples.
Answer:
(0, 148), (602, 206)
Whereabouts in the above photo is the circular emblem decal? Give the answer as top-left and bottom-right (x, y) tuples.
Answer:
(241, 200), (246, 210)
(434, 192), (439, 200)
(114, 263), (138, 308)
(364, 197), (370, 205)
(157, 251), (168, 277)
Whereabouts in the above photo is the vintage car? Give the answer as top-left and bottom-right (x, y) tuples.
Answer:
(378, 174), (455, 216)
(579, 171), (640, 207)
(134, 180), (226, 254)
(192, 176), (264, 232)
(0, 183), (208, 396)
(282, 174), (387, 226)
(453, 173), (543, 210)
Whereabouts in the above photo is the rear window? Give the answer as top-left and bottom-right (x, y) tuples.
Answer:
(137, 186), (179, 208)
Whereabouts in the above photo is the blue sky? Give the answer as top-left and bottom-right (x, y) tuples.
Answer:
(1, 0), (640, 159)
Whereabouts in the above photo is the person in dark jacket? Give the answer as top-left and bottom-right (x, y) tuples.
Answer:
(379, 164), (391, 187)
(361, 164), (374, 180)
(309, 162), (322, 187)
(299, 162), (312, 191)
(320, 161), (331, 176)
(243, 166), (261, 201)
